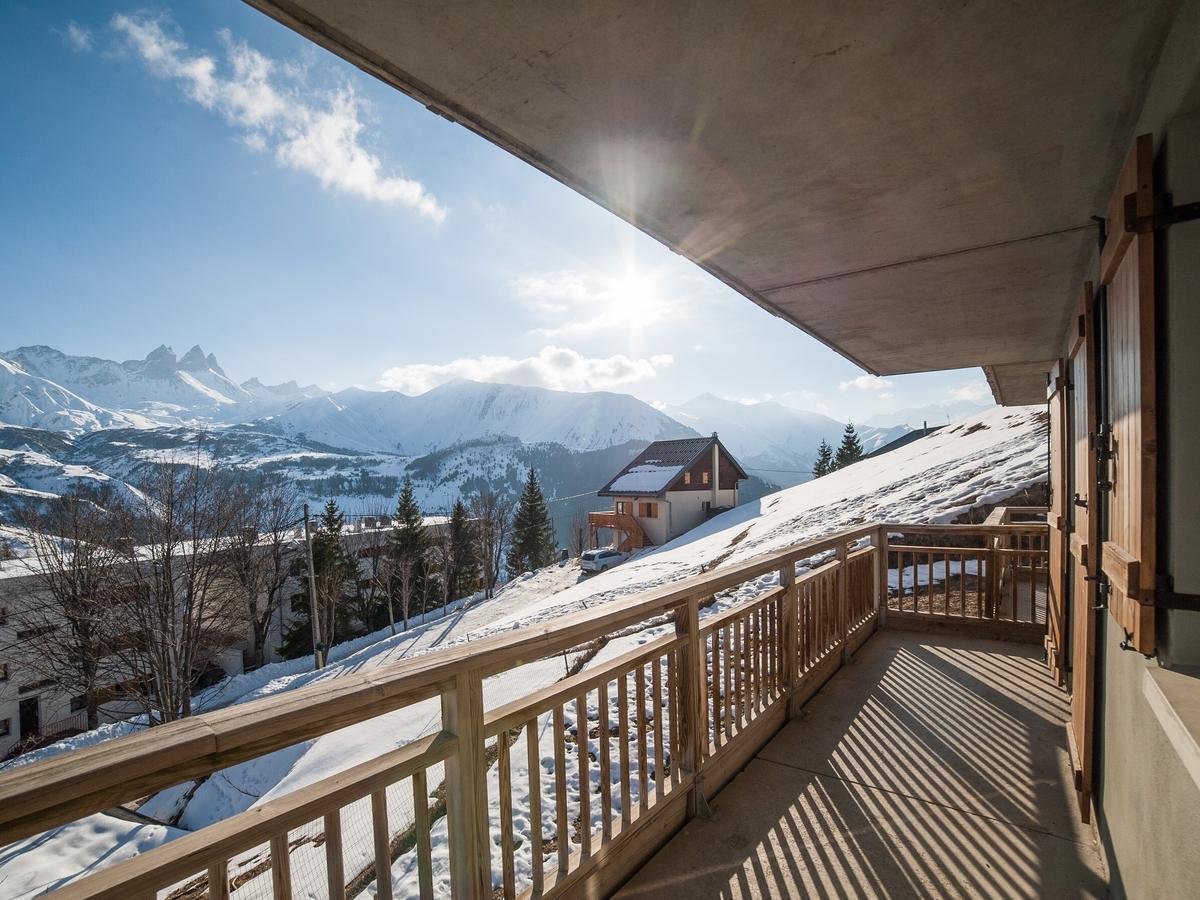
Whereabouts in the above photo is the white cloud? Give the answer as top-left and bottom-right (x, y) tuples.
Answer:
(111, 13), (445, 222)
(949, 381), (992, 403)
(839, 374), (894, 392)
(879, 392), (894, 400)
(62, 22), (93, 52)
(378, 346), (674, 394)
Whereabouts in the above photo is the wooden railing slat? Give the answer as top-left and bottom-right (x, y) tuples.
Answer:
(411, 770), (433, 900)
(324, 809), (346, 900)
(370, 790), (393, 900)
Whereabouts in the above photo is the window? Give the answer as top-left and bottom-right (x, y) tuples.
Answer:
(71, 694), (87, 713)
(0, 662), (7, 682)
(683, 472), (691, 485)
(16, 624), (56, 640)
(0, 718), (9, 737)
(702, 471), (710, 485)
(615, 500), (628, 514)
(0, 607), (7, 625)
(18, 679), (54, 695)
(639, 502), (658, 518)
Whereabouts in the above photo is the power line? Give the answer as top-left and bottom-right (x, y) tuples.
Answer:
(743, 466), (816, 475)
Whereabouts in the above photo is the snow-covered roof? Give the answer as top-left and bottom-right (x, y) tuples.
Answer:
(598, 435), (747, 497)
(606, 462), (685, 494)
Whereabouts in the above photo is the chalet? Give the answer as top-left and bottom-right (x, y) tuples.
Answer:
(590, 434), (747, 550)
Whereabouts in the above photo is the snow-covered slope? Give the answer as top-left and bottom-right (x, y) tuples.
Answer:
(664, 393), (909, 486)
(0, 405), (1047, 896)
(269, 379), (698, 454)
(864, 397), (992, 430)
(0, 357), (156, 434)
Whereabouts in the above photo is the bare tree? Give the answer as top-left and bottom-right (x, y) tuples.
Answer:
(468, 490), (513, 599)
(353, 515), (394, 634)
(394, 554), (414, 631)
(429, 510), (456, 616)
(12, 490), (125, 730)
(568, 508), (589, 558)
(225, 477), (301, 670)
(109, 456), (247, 723)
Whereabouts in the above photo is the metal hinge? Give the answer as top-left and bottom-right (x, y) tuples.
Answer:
(1154, 573), (1200, 611)
(1123, 192), (1200, 232)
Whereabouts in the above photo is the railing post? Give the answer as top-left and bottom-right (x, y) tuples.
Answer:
(440, 671), (490, 898)
(987, 536), (1000, 619)
(836, 543), (849, 662)
(780, 561), (799, 717)
(875, 526), (888, 629)
(674, 595), (708, 819)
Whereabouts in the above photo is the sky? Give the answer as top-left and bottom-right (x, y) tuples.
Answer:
(0, 2), (993, 424)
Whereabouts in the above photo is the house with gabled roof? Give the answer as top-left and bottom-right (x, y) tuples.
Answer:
(589, 433), (747, 550)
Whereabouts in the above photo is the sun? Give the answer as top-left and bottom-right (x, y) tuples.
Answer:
(606, 267), (667, 331)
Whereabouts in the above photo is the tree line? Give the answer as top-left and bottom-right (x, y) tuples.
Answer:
(7, 454), (559, 736)
(812, 422), (865, 478)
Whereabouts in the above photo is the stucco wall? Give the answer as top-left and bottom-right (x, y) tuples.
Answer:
(1095, 619), (1200, 898)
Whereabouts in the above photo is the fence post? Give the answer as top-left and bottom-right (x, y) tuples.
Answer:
(987, 536), (1000, 619)
(441, 671), (491, 898)
(875, 526), (888, 629)
(780, 561), (798, 717)
(674, 595), (708, 819)
(837, 542), (849, 663)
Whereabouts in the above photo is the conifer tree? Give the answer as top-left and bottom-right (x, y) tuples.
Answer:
(448, 497), (479, 601)
(812, 439), (834, 478)
(507, 467), (556, 578)
(280, 499), (356, 659)
(833, 422), (865, 470)
(389, 476), (429, 621)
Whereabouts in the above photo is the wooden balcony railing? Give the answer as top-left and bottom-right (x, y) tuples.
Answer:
(0, 514), (1047, 899)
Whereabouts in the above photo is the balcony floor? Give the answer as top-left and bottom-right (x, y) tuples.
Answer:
(619, 629), (1106, 898)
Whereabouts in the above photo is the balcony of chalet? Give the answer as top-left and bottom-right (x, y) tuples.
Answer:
(0, 508), (1097, 899)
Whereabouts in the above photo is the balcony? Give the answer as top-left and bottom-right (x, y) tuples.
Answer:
(0, 513), (1084, 899)
(586, 511), (650, 552)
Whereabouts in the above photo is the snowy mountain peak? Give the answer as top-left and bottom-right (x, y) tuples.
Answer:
(178, 345), (210, 372)
(139, 344), (180, 379)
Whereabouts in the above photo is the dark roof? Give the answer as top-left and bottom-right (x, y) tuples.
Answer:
(865, 425), (945, 459)
(598, 435), (748, 497)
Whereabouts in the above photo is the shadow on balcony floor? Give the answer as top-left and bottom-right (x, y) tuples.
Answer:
(619, 629), (1106, 899)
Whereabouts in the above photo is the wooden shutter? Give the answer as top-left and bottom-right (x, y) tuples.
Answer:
(1067, 284), (1098, 822)
(1098, 134), (1157, 656)
(1045, 359), (1069, 687)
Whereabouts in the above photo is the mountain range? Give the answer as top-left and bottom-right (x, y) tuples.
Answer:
(0, 344), (987, 538)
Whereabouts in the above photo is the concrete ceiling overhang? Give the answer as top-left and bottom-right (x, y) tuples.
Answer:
(245, 0), (1177, 404)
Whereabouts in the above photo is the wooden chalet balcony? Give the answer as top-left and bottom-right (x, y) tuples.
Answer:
(0, 511), (1096, 899)
(587, 510), (650, 551)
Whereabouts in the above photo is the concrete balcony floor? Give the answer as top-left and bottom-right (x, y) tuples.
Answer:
(620, 629), (1106, 899)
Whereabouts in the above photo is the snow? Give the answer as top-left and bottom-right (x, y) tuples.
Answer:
(0, 405), (1047, 895)
(606, 462), (683, 493)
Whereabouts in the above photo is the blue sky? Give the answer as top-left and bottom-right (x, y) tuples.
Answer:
(0, 2), (992, 422)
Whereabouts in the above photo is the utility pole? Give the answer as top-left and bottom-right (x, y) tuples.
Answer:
(303, 503), (324, 668)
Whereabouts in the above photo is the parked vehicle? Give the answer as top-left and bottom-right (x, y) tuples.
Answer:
(580, 547), (629, 573)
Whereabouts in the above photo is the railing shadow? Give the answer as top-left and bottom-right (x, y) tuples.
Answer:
(623, 632), (1105, 899)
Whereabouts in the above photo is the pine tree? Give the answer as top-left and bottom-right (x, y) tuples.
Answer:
(833, 423), (865, 470)
(448, 497), (479, 601)
(507, 467), (556, 578)
(280, 500), (356, 659)
(389, 477), (429, 623)
(812, 439), (834, 478)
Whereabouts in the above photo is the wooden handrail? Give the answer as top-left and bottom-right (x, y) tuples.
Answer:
(47, 730), (458, 899)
